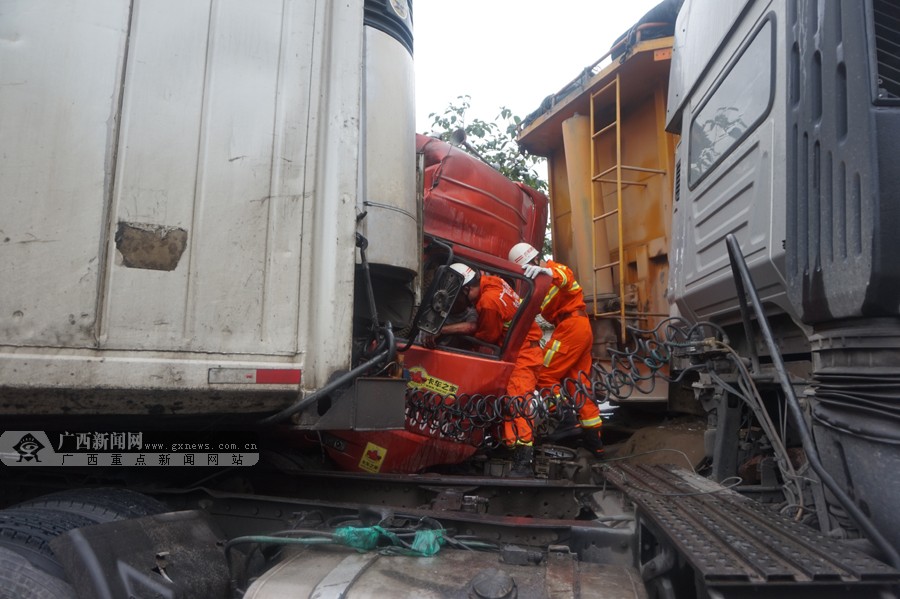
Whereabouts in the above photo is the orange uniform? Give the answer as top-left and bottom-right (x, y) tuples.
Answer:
(473, 275), (543, 445)
(537, 261), (602, 431)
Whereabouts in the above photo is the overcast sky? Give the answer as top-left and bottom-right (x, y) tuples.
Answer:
(413, 0), (664, 134)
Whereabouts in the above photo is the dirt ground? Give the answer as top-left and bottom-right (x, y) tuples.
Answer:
(605, 415), (708, 470)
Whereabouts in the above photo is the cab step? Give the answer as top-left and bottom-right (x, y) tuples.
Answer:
(602, 463), (900, 596)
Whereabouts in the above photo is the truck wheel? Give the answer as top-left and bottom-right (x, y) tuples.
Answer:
(0, 546), (75, 599)
(0, 507), (96, 579)
(17, 488), (167, 523)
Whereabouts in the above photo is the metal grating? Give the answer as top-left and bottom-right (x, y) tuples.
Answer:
(874, 0), (900, 103)
(603, 463), (900, 591)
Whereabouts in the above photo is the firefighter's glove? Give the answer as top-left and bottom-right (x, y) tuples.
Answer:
(523, 264), (552, 279)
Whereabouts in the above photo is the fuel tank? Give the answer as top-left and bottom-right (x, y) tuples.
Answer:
(360, 0), (418, 277)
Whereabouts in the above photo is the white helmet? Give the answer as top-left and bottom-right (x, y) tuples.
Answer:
(508, 242), (539, 266)
(449, 263), (476, 286)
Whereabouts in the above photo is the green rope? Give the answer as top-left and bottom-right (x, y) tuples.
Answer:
(332, 526), (445, 557)
(395, 529), (446, 557)
(333, 525), (394, 551)
(226, 526), (447, 561)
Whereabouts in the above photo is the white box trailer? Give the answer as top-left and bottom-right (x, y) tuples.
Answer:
(0, 0), (418, 420)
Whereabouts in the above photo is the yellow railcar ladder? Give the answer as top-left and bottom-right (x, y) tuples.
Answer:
(589, 74), (666, 340)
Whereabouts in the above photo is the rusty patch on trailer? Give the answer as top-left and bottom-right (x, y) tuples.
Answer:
(115, 222), (188, 271)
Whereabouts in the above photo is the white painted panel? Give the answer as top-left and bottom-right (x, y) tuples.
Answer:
(670, 4), (793, 324)
(0, 0), (129, 347)
(295, 0), (364, 390)
(103, 0), (317, 355)
(666, 0), (757, 129)
(260, 0), (320, 351)
(186, 0), (290, 353)
(674, 123), (783, 319)
(0, 0), (366, 399)
(102, 0), (211, 347)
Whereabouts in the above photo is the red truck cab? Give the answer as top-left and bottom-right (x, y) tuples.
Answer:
(322, 135), (550, 473)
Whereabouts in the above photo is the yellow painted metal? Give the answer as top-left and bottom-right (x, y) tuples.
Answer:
(615, 75), (626, 340)
(589, 75), (635, 340)
(518, 36), (678, 400)
(562, 115), (612, 298)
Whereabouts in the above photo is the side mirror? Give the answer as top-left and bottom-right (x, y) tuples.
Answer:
(414, 265), (464, 335)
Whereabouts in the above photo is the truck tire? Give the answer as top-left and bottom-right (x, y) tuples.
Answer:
(0, 546), (75, 599)
(17, 488), (167, 523)
(0, 507), (96, 579)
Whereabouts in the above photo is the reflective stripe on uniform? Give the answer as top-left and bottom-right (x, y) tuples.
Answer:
(570, 281), (581, 291)
(580, 416), (602, 428)
(541, 285), (560, 309)
(554, 266), (568, 286)
(543, 340), (561, 367)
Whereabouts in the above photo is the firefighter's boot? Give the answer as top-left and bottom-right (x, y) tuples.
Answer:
(544, 406), (579, 442)
(581, 427), (604, 457)
(507, 445), (534, 478)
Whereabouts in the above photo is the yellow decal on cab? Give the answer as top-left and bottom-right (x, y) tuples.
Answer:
(358, 442), (388, 473)
(406, 366), (459, 395)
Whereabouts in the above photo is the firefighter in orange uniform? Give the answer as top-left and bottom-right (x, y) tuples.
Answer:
(508, 243), (603, 455)
(429, 263), (544, 476)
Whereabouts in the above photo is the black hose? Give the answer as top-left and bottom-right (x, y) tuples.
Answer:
(257, 325), (396, 427)
(725, 233), (900, 568)
(356, 233), (380, 326)
(729, 243), (761, 373)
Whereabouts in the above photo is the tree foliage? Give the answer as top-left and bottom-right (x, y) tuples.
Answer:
(427, 96), (552, 257)
(427, 96), (547, 195)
